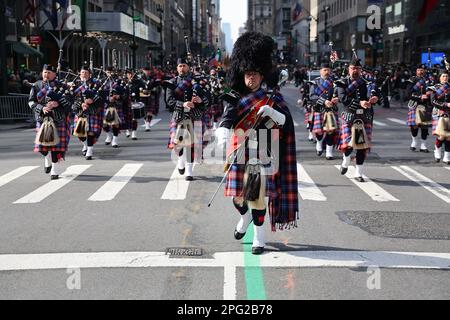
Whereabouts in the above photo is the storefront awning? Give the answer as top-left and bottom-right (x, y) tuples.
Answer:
(8, 41), (44, 58)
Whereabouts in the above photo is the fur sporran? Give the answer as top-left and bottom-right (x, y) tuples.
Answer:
(415, 105), (432, 126)
(104, 106), (120, 126)
(323, 111), (337, 132)
(350, 120), (370, 150)
(35, 117), (60, 147)
(73, 116), (88, 138)
(435, 115), (450, 138)
(174, 119), (194, 147)
(243, 161), (266, 210)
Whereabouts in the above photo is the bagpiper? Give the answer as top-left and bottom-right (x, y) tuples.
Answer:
(72, 65), (104, 160)
(431, 70), (450, 164)
(167, 57), (209, 181)
(406, 64), (434, 153)
(309, 62), (340, 160)
(29, 64), (72, 180)
(102, 69), (127, 149)
(140, 66), (161, 132)
(215, 32), (299, 255)
(336, 57), (379, 182)
(207, 66), (225, 130)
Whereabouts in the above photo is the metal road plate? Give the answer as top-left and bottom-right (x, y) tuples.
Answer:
(166, 247), (203, 257)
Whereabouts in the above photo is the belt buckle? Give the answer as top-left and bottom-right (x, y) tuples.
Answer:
(356, 109), (364, 115)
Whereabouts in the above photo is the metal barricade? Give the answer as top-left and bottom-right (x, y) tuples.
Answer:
(0, 94), (33, 120)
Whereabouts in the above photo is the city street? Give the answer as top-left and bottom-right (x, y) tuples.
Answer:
(0, 84), (449, 300)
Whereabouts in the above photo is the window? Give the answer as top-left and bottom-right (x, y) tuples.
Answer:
(394, 2), (402, 16)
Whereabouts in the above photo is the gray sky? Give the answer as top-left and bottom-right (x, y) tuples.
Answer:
(220, 0), (247, 44)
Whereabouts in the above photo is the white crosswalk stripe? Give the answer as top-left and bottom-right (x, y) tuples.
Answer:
(141, 119), (162, 128)
(373, 120), (388, 127)
(392, 166), (450, 204)
(14, 165), (92, 204)
(88, 164), (144, 202)
(0, 166), (39, 188)
(297, 164), (327, 201)
(161, 165), (196, 200)
(388, 118), (405, 125)
(335, 166), (400, 202)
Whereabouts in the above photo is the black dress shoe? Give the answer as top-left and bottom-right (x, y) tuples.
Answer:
(51, 175), (59, 180)
(420, 149), (429, 153)
(112, 145), (119, 149)
(341, 167), (348, 175)
(146, 129), (151, 132)
(252, 247), (264, 255)
(86, 156), (93, 161)
(132, 137), (138, 141)
(45, 167), (52, 174)
(410, 147), (416, 152)
(105, 142), (111, 146)
(82, 150), (87, 156)
(178, 168), (185, 175)
(317, 151), (323, 157)
(355, 176), (365, 183)
(186, 176), (193, 181)
(234, 230), (246, 240)
(436, 159), (441, 163)
(326, 157), (334, 161)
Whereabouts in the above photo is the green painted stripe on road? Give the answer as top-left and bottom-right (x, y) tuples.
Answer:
(243, 223), (266, 300)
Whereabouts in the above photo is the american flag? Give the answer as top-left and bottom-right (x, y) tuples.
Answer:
(23, 0), (36, 24)
(330, 51), (339, 63)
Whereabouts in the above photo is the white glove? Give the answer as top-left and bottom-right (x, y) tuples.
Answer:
(257, 105), (286, 126)
(215, 127), (231, 147)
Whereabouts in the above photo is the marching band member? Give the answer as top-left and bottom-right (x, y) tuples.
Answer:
(167, 57), (209, 181)
(431, 71), (450, 165)
(406, 64), (434, 153)
(215, 32), (299, 255)
(103, 80), (127, 148)
(124, 69), (143, 141)
(309, 63), (340, 160)
(29, 64), (72, 180)
(208, 66), (225, 130)
(337, 57), (379, 182)
(140, 66), (161, 132)
(72, 65), (104, 160)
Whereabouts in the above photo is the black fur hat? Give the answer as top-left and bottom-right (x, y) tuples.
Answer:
(228, 32), (275, 94)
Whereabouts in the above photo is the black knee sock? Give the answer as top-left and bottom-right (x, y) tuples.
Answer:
(411, 127), (419, 137)
(112, 128), (120, 136)
(316, 134), (323, 141)
(436, 140), (443, 148)
(325, 134), (335, 146)
(445, 141), (450, 153)
(421, 128), (429, 140)
(87, 136), (95, 147)
(79, 137), (87, 143)
(356, 150), (366, 165)
(345, 148), (353, 157)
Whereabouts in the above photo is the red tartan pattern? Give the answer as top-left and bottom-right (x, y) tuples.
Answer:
(407, 106), (417, 127)
(338, 118), (373, 151)
(34, 117), (71, 153)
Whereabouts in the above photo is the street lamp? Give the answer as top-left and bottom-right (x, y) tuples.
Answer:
(307, 16), (312, 68)
(157, 5), (164, 66)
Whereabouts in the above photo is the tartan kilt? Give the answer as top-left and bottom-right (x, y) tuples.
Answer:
(224, 163), (276, 199)
(74, 113), (104, 139)
(142, 95), (159, 115)
(34, 117), (70, 153)
(338, 118), (373, 151)
(304, 105), (312, 124)
(407, 106), (417, 127)
(312, 111), (340, 135)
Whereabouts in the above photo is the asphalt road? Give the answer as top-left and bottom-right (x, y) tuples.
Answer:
(0, 84), (449, 300)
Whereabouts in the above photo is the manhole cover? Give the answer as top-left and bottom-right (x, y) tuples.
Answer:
(166, 247), (203, 257)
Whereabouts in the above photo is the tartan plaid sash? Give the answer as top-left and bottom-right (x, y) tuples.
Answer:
(314, 78), (333, 97)
(412, 78), (427, 93)
(435, 83), (450, 99)
(346, 78), (366, 97)
(37, 81), (56, 103)
(174, 76), (193, 100)
(237, 88), (267, 117)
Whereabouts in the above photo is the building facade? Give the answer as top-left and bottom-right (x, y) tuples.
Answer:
(383, 0), (450, 65)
